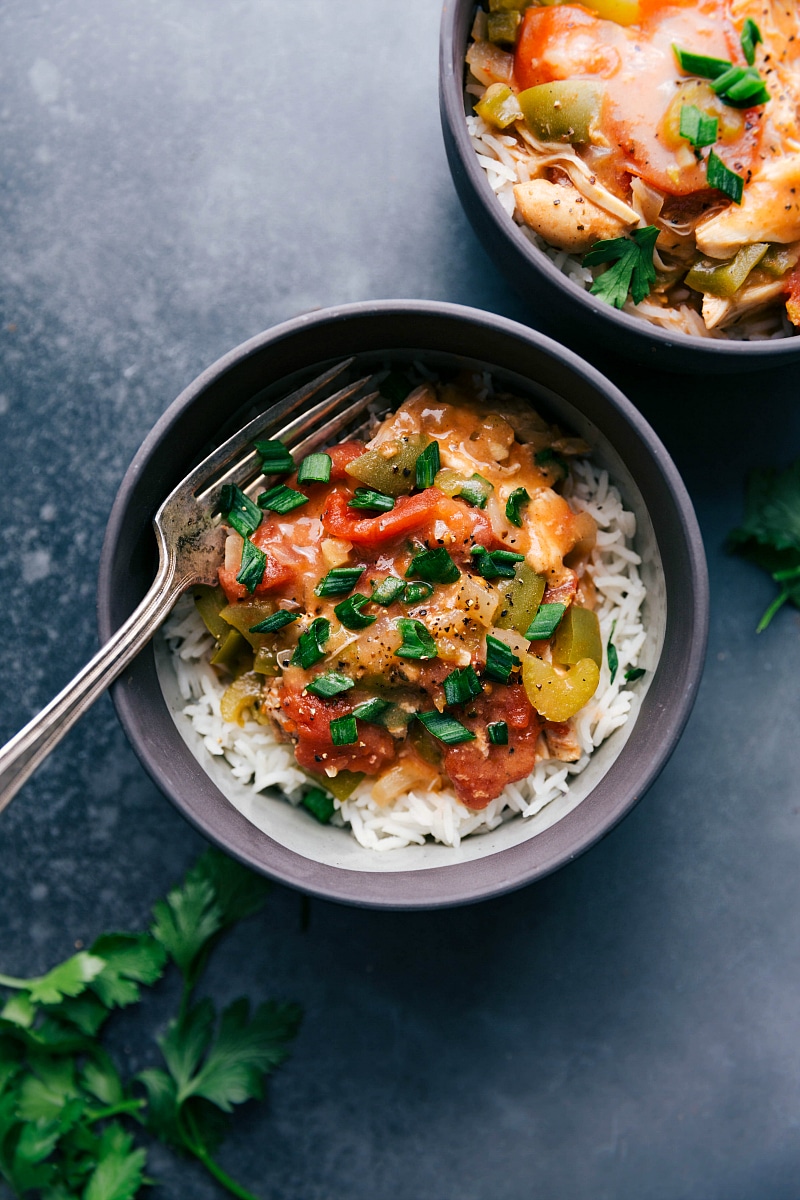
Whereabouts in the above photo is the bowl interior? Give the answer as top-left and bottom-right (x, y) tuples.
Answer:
(153, 347), (666, 873)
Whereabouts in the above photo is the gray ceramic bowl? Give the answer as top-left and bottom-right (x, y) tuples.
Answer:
(98, 300), (707, 908)
(439, 1), (800, 374)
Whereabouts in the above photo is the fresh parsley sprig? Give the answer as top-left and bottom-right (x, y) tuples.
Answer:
(728, 457), (800, 632)
(584, 226), (659, 310)
(0, 850), (300, 1200)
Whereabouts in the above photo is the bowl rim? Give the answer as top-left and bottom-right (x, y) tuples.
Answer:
(438, 0), (800, 363)
(98, 298), (709, 909)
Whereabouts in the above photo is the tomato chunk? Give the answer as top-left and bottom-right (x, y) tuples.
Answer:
(514, 6), (619, 91)
(321, 487), (494, 552)
(280, 688), (395, 777)
(441, 686), (542, 810)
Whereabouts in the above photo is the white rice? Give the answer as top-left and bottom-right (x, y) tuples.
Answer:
(161, 457), (647, 852)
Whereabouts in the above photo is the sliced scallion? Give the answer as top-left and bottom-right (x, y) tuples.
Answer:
(305, 671), (355, 699)
(484, 634), (521, 683)
(415, 441), (441, 490)
(395, 618), (437, 660)
(330, 715), (358, 746)
(625, 666), (645, 682)
(405, 546), (460, 584)
(402, 581), (434, 605)
(348, 487), (395, 513)
(334, 593), (376, 630)
(672, 45), (732, 80)
(253, 439), (295, 474)
(351, 697), (392, 724)
(301, 787), (335, 824)
(525, 603), (566, 641)
(535, 447), (569, 478)
(470, 545), (524, 580)
(505, 487), (530, 528)
(219, 483), (262, 539)
(236, 539), (266, 593)
(417, 711), (476, 745)
(442, 665), (482, 706)
(679, 104), (718, 149)
(706, 150), (743, 204)
(457, 474), (493, 509)
(370, 575), (406, 606)
(257, 483), (309, 514)
(487, 721), (509, 745)
(607, 620), (619, 684)
(290, 617), (330, 668)
(249, 610), (300, 633)
(740, 17), (762, 65)
(297, 453), (332, 484)
(314, 566), (365, 597)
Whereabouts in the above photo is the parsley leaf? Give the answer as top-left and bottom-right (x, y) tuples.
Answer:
(24, 952), (107, 1006)
(88, 934), (168, 1009)
(82, 1124), (148, 1200)
(728, 458), (800, 631)
(584, 226), (659, 308)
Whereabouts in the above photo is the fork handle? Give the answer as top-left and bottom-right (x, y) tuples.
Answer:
(0, 568), (188, 814)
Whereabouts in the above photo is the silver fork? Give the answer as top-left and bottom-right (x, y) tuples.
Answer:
(0, 359), (381, 813)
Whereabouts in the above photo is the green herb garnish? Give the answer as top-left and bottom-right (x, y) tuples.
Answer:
(253, 438), (295, 474)
(290, 617), (331, 667)
(330, 715), (358, 746)
(484, 634), (521, 684)
(257, 483), (309, 514)
(457, 474), (493, 509)
(351, 697), (393, 723)
(378, 370), (414, 404)
(706, 149), (744, 204)
(395, 618), (438, 660)
(487, 720), (509, 745)
(679, 103), (718, 148)
(297, 452), (332, 484)
(0, 850), (300, 1200)
(405, 546), (460, 584)
(415, 441), (441, 490)
(584, 225), (659, 309)
(607, 619), (619, 683)
(402, 581), (434, 604)
(442, 665), (483, 706)
(236, 538), (267, 593)
(334, 593), (377, 630)
(625, 666), (646, 682)
(249, 609), (300, 633)
(710, 64), (769, 107)
(525, 602), (566, 640)
(314, 566), (365, 597)
(301, 786), (336, 823)
(535, 447), (570, 478)
(305, 671), (355, 698)
(416, 711), (476, 745)
(740, 17), (762, 65)
(348, 488), (395, 513)
(672, 45), (731, 79)
(370, 575), (406, 606)
(470, 545), (525, 579)
(727, 457), (800, 631)
(505, 487), (530, 527)
(220, 482), (262, 539)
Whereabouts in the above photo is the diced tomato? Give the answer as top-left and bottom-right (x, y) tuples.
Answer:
(440, 686), (542, 810)
(321, 487), (495, 552)
(786, 266), (800, 328)
(279, 688), (395, 777)
(218, 549), (294, 604)
(514, 6), (619, 91)
(328, 440), (367, 480)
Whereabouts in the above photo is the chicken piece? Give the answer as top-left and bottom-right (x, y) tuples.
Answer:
(696, 155), (800, 260)
(543, 720), (582, 762)
(514, 179), (635, 253)
(701, 280), (787, 331)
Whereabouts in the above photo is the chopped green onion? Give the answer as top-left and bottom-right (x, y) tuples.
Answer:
(740, 17), (762, 65)
(484, 634), (521, 684)
(535, 447), (570, 478)
(297, 453), (332, 484)
(330, 715), (358, 746)
(679, 104), (718, 148)
(236, 539), (266, 593)
(253, 439), (295, 474)
(219, 483), (262, 539)
(710, 64), (769, 107)
(351, 697), (392, 724)
(305, 671), (355, 699)
(415, 441), (441, 490)
(348, 488), (395, 513)
(334, 593), (376, 630)
(417, 711), (476, 745)
(624, 666), (645, 682)
(370, 575), (406, 606)
(291, 617), (330, 668)
(672, 45), (732, 80)
(257, 483), (309, 514)
(314, 566), (365, 597)
(405, 546), (460, 584)
(525, 602), (566, 640)
(456, 474), (493, 509)
(379, 370), (414, 404)
(607, 620), (619, 684)
(301, 786), (336, 823)
(395, 618), (438, 660)
(487, 721), (509, 745)
(706, 150), (744, 204)
(470, 545), (525, 580)
(443, 665), (483, 706)
(249, 609), (300, 633)
(402, 581), (434, 604)
(505, 487), (530, 527)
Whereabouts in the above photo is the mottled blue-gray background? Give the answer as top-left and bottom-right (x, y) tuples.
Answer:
(2, 2), (800, 1197)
